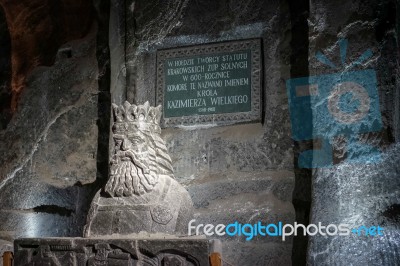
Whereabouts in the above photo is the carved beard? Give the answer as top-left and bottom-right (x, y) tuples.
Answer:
(104, 150), (158, 197)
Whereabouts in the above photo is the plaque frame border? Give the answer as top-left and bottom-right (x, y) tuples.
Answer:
(156, 38), (262, 127)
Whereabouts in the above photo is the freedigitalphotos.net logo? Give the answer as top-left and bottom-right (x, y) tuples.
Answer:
(188, 220), (384, 241)
(286, 39), (383, 168)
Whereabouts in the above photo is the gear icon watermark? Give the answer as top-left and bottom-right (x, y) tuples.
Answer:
(286, 39), (382, 168)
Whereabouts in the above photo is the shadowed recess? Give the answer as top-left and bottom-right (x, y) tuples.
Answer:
(288, 0), (311, 265)
(0, 0), (94, 113)
(31, 204), (74, 217)
(0, 5), (11, 129)
(382, 204), (400, 223)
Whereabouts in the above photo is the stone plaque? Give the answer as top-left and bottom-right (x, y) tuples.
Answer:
(156, 39), (262, 127)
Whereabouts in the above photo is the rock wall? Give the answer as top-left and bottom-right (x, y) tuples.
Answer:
(0, 0), (94, 112)
(0, 0), (398, 265)
(0, 7), (11, 130)
(0, 0), (110, 243)
(117, 0), (296, 265)
(308, 0), (400, 265)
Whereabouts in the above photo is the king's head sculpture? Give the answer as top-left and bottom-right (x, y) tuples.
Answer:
(85, 101), (193, 237)
(105, 101), (174, 197)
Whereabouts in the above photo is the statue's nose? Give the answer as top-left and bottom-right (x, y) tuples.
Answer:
(121, 139), (129, 150)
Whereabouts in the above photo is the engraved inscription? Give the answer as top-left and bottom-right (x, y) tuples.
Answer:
(164, 50), (251, 117)
(156, 39), (262, 127)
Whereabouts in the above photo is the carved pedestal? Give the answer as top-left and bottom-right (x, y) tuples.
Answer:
(14, 238), (218, 266)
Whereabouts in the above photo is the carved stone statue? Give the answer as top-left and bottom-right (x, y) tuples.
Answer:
(84, 101), (193, 237)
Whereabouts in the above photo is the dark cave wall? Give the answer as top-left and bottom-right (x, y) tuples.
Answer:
(0, 7), (11, 130)
(0, 0), (110, 242)
(0, 0), (397, 265)
(0, 0), (94, 112)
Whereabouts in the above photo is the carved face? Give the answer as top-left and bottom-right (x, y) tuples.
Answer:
(121, 131), (148, 156)
(105, 128), (158, 197)
(105, 103), (174, 197)
(115, 130), (154, 171)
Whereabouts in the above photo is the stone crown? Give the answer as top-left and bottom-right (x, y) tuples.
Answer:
(112, 101), (162, 133)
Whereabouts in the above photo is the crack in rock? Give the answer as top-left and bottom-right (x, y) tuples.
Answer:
(0, 105), (76, 190)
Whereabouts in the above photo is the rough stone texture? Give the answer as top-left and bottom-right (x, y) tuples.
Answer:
(109, 0), (127, 105)
(0, 0), (110, 244)
(309, 144), (400, 265)
(121, 0), (296, 265)
(0, 6), (11, 130)
(0, 0), (94, 112)
(308, 0), (398, 142)
(84, 102), (194, 237)
(0, 0), (397, 265)
(308, 0), (400, 265)
(0, 0), (93, 112)
(14, 237), (216, 266)
(0, 28), (98, 238)
(85, 174), (193, 237)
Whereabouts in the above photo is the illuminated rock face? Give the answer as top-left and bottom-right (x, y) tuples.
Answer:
(0, 0), (93, 112)
(309, 144), (400, 265)
(84, 101), (194, 236)
(307, 0), (400, 265)
(0, 0), (110, 243)
(123, 1), (297, 264)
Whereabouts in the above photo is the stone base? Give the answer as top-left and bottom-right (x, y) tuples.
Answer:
(14, 237), (219, 266)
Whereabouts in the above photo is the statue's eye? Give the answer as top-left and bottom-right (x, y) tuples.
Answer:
(129, 136), (144, 145)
